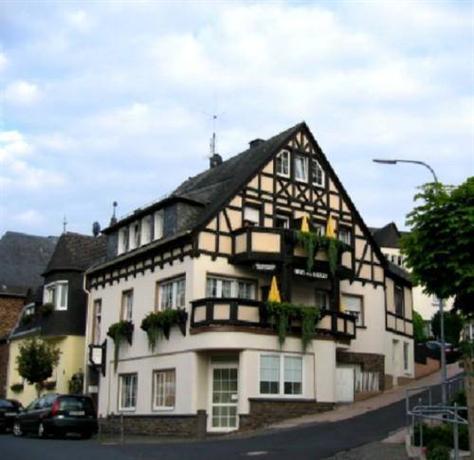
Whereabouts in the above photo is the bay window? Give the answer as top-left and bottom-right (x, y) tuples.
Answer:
(206, 276), (255, 300)
(44, 281), (68, 310)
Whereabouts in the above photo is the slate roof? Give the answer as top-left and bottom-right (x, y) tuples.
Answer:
(0, 231), (58, 292)
(44, 232), (107, 275)
(386, 261), (412, 283)
(370, 222), (401, 249)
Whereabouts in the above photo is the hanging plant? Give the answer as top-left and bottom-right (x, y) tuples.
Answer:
(327, 238), (339, 277)
(107, 320), (134, 372)
(267, 302), (320, 350)
(141, 308), (188, 351)
(296, 231), (320, 272)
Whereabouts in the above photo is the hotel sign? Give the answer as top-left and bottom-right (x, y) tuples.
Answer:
(294, 268), (328, 279)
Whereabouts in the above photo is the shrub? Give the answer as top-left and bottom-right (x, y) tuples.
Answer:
(426, 445), (450, 460)
(39, 302), (54, 316)
(10, 383), (24, 393)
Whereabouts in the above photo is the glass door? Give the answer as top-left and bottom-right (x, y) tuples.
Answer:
(209, 365), (239, 431)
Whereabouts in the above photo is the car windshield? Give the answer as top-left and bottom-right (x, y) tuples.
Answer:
(0, 400), (14, 409)
(59, 396), (94, 413)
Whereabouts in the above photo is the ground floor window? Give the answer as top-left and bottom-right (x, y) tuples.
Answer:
(153, 369), (176, 410)
(260, 354), (302, 396)
(119, 373), (137, 411)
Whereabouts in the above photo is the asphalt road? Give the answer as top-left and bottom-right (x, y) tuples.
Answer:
(0, 383), (442, 460)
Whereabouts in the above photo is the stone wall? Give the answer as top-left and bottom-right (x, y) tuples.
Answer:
(336, 350), (385, 391)
(239, 399), (334, 431)
(415, 357), (440, 379)
(99, 413), (205, 438)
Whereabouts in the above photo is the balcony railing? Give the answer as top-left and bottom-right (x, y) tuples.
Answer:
(190, 298), (356, 340)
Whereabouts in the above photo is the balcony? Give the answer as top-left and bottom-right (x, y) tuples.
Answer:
(190, 298), (356, 340)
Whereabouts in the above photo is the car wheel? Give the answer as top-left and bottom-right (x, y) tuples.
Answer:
(38, 422), (46, 439)
(13, 422), (24, 437)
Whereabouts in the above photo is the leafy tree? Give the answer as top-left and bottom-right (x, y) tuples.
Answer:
(16, 338), (61, 397)
(412, 311), (427, 343)
(431, 310), (463, 346)
(401, 177), (474, 452)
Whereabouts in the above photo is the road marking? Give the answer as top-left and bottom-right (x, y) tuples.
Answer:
(244, 452), (268, 456)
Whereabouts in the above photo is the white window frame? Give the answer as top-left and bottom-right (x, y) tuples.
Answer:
(118, 227), (129, 254)
(92, 299), (102, 345)
(341, 293), (364, 327)
(243, 206), (260, 225)
(44, 280), (69, 311)
(294, 154), (309, 183)
(312, 159), (324, 187)
(275, 214), (290, 229)
(259, 354), (303, 397)
(121, 289), (133, 321)
(338, 227), (352, 246)
(152, 369), (176, 411)
(154, 210), (164, 240)
(118, 373), (137, 411)
(140, 215), (152, 246)
(276, 150), (290, 177)
(129, 222), (141, 250)
(206, 276), (256, 300)
(157, 277), (186, 310)
(313, 221), (325, 236)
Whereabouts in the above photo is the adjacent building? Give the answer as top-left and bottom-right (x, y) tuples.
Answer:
(0, 231), (57, 397)
(84, 122), (414, 435)
(6, 232), (106, 405)
(371, 222), (453, 335)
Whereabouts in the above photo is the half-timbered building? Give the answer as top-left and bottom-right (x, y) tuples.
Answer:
(85, 122), (414, 435)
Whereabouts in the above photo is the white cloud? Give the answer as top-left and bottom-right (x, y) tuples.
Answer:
(13, 209), (45, 227)
(0, 52), (8, 72)
(4, 80), (42, 106)
(65, 9), (93, 32)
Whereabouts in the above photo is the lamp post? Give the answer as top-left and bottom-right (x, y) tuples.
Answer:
(373, 158), (447, 404)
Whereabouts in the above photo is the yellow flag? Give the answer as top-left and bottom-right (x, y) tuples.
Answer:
(300, 215), (310, 233)
(326, 215), (336, 238)
(268, 275), (281, 303)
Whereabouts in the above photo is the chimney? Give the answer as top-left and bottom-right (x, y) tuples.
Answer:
(249, 138), (265, 148)
(210, 153), (223, 169)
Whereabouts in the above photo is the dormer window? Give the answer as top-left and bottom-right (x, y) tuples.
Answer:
(44, 281), (68, 311)
(312, 159), (324, 187)
(294, 154), (308, 182)
(276, 150), (290, 177)
(129, 222), (141, 250)
(154, 210), (164, 240)
(118, 227), (129, 254)
(141, 215), (152, 246)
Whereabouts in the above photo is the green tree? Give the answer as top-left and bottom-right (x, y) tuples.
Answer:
(431, 310), (463, 346)
(16, 338), (61, 397)
(401, 177), (474, 452)
(413, 311), (427, 343)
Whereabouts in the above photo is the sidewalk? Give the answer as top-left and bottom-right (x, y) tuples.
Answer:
(269, 362), (462, 430)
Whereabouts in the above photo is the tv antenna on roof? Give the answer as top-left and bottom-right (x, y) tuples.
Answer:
(208, 112), (225, 158)
(62, 215), (67, 234)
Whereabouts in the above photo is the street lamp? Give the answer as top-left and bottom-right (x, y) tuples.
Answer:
(373, 158), (447, 404)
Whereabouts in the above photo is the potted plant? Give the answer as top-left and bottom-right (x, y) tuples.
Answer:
(141, 308), (188, 351)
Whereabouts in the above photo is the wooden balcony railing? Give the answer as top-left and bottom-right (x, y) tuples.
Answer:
(190, 298), (356, 340)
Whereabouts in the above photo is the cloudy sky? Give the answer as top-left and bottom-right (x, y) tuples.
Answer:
(0, 0), (472, 237)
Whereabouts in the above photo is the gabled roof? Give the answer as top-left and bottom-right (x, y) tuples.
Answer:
(370, 222), (401, 249)
(44, 232), (107, 275)
(0, 231), (58, 290)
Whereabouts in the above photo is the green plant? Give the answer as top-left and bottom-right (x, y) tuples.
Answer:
(107, 320), (134, 372)
(296, 231), (349, 275)
(39, 302), (54, 317)
(431, 310), (464, 346)
(141, 309), (187, 351)
(413, 311), (427, 343)
(414, 422), (470, 451)
(426, 445), (450, 460)
(19, 314), (34, 327)
(267, 302), (320, 350)
(16, 338), (61, 397)
(10, 383), (24, 393)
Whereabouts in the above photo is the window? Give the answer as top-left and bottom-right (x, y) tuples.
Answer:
(153, 369), (176, 410)
(395, 285), (404, 316)
(341, 294), (364, 326)
(118, 227), (129, 254)
(260, 354), (303, 396)
(294, 154), (308, 182)
(315, 291), (329, 310)
(92, 299), (102, 344)
(24, 303), (35, 316)
(312, 159), (324, 187)
(276, 150), (290, 177)
(243, 206), (260, 225)
(129, 222), (141, 250)
(119, 373), (137, 410)
(206, 276), (255, 300)
(121, 290), (133, 321)
(403, 343), (409, 371)
(157, 277), (186, 310)
(275, 214), (290, 229)
(141, 215), (152, 246)
(154, 210), (164, 240)
(313, 221), (325, 236)
(338, 227), (352, 246)
(44, 281), (68, 310)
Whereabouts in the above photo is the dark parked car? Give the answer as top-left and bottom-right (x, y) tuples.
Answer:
(13, 394), (97, 439)
(0, 399), (22, 432)
(424, 341), (460, 363)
